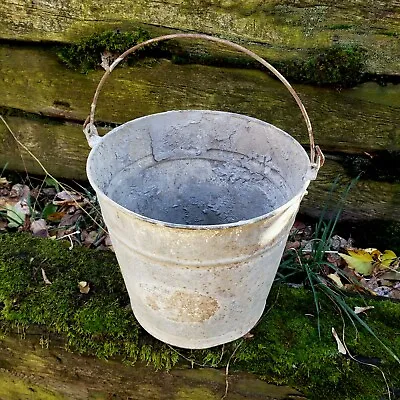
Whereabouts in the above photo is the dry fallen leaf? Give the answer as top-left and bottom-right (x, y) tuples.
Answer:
(31, 219), (48, 238)
(332, 327), (347, 355)
(285, 241), (300, 251)
(389, 289), (400, 300)
(0, 177), (10, 186)
(47, 212), (66, 222)
(82, 230), (98, 247)
(59, 211), (82, 227)
(9, 184), (30, 199)
(78, 281), (90, 294)
(104, 234), (112, 247)
(327, 253), (342, 268)
(242, 332), (254, 340)
(100, 50), (115, 71)
(0, 187), (10, 196)
(373, 286), (392, 297)
(354, 306), (374, 314)
(329, 235), (349, 251)
(360, 276), (380, 292)
(292, 221), (306, 231)
(42, 188), (57, 197)
(327, 273), (344, 288)
(380, 271), (400, 281)
(41, 268), (52, 285)
(53, 191), (82, 206)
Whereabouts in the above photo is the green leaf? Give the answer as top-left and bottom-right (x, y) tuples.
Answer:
(380, 250), (397, 268)
(44, 176), (60, 192)
(339, 250), (374, 275)
(5, 205), (25, 228)
(42, 203), (58, 219)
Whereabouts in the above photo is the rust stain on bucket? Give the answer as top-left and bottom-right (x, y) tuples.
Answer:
(167, 291), (219, 323)
(146, 295), (160, 311)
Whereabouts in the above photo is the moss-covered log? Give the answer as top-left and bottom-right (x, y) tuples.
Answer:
(0, 233), (399, 400)
(0, 116), (88, 180)
(0, 0), (399, 76)
(304, 159), (400, 222)
(0, 334), (305, 400)
(1, 45), (399, 154)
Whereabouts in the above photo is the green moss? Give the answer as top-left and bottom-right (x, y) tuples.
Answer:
(170, 50), (257, 70)
(175, 386), (217, 400)
(230, 288), (400, 399)
(57, 29), (368, 87)
(57, 28), (157, 73)
(0, 233), (399, 399)
(0, 372), (61, 400)
(379, 31), (399, 38)
(0, 106), (64, 126)
(343, 151), (400, 184)
(0, 233), (175, 369)
(274, 44), (367, 87)
(327, 24), (354, 30)
(171, 43), (368, 88)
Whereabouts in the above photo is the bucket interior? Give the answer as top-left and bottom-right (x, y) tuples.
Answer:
(88, 111), (311, 226)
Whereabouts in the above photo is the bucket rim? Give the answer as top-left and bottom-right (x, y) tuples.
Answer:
(87, 110), (312, 230)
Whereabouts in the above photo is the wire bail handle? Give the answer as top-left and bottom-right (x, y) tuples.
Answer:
(83, 33), (324, 172)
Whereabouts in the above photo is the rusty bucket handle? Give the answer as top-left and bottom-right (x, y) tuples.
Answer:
(83, 33), (324, 169)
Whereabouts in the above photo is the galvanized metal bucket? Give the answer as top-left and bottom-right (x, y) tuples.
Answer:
(83, 34), (324, 349)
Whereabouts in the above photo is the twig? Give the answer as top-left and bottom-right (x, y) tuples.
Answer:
(32, 176), (46, 214)
(56, 230), (81, 241)
(166, 345), (212, 369)
(286, 246), (338, 255)
(0, 115), (107, 233)
(218, 344), (225, 365)
(221, 340), (243, 400)
(0, 162), (8, 177)
(302, 250), (339, 254)
(57, 230), (80, 250)
(13, 133), (33, 189)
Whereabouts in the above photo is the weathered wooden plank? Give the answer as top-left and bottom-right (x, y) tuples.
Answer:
(1, 115), (399, 222)
(1, 45), (399, 154)
(0, 116), (89, 180)
(0, 0), (399, 75)
(303, 158), (400, 222)
(0, 333), (303, 400)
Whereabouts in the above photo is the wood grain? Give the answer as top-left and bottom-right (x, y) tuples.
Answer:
(0, 332), (303, 400)
(1, 46), (399, 154)
(1, 115), (399, 222)
(0, 0), (399, 74)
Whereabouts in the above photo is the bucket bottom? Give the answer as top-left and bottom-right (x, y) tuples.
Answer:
(107, 157), (286, 225)
(131, 296), (267, 349)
